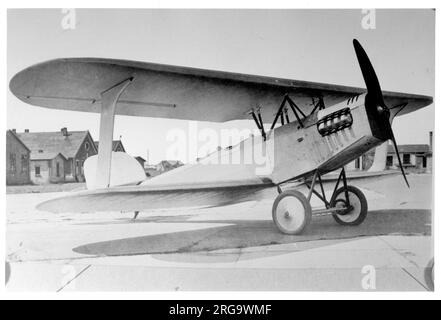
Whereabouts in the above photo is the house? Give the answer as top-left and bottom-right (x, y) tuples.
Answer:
(386, 144), (432, 173)
(386, 131), (433, 173)
(6, 130), (31, 185)
(347, 144), (432, 173)
(94, 140), (126, 152)
(16, 128), (97, 184)
(29, 152), (67, 184)
(346, 131), (433, 173)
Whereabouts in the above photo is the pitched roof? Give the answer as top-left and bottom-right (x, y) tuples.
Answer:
(387, 144), (430, 154)
(7, 130), (30, 152)
(31, 152), (66, 161)
(94, 140), (125, 151)
(16, 130), (92, 160)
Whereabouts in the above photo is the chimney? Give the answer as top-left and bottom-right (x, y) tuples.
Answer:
(61, 127), (68, 137)
(24, 129), (29, 133)
(429, 131), (433, 151)
(11, 129), (16, 133)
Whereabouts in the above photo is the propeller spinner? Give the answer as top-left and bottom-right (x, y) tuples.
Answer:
(353, 39), (410, 188)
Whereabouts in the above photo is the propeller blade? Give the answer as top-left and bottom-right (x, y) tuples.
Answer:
(389, 130), (410, 188)
(353, 39), (409, 188)
(353, 39), (384, 106)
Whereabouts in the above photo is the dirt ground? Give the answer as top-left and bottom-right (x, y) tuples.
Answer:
(5, 173), (434, 291)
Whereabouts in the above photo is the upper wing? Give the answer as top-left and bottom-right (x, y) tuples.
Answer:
(9, 58), (432, 122)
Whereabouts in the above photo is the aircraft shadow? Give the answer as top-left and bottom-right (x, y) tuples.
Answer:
(73, 209), (431, 261)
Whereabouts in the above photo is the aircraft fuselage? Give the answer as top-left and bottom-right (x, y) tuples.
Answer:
(269, 93), (384, 184)
(140, 93), (387, 190)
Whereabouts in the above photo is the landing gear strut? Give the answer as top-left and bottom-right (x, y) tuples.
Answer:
(272, 167), (368, 234)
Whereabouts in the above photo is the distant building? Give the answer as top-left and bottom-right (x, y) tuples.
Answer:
(143, 160), (184, 178)
(29, 152), (67, 184)
(6, 130), (31, 185)
(386, 131), (433, 173)
(16, 128), (97, 184)
(156, 160), (184, 173)
(145, 165), (161, 178)
(347, 131), (433, 173)
(386, 144), (432, 173)
(94, 140), (126, 152)
(135, 156), (146, 168)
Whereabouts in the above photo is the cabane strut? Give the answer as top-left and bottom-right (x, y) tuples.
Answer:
(271, 94), (307, 130)
(250, 94), (326, 140)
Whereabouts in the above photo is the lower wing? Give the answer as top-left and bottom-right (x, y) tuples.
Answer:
(36, 182), (277, 213)
(36, 170), (400, 214)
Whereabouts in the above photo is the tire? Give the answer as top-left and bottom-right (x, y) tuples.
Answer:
(272, 190), (312, 235)
(330, 185), (368, 226)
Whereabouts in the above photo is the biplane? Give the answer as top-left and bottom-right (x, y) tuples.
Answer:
(9, 40), (432, 235)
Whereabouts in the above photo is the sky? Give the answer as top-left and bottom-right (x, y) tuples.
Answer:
(7, 9), (435, 164)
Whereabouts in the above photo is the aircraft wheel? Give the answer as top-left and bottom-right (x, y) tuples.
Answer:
(330, 185), (368, 226)
(425, 258), (434, 291)
(272, 190), (312, 235)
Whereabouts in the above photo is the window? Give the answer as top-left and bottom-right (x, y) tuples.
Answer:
(35, 166), (41, 176)
(21, 154), (28, 173)
(85, 142), (90, 151)
(355, 158), (360, 169)
(9, 153), (16, 173)
(403, 154), (411, 165)
(65, 159), (72, 175)
(38, 149), (43, 153)
(386, 156), (393, 167)
(56, 162), (60, 177)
